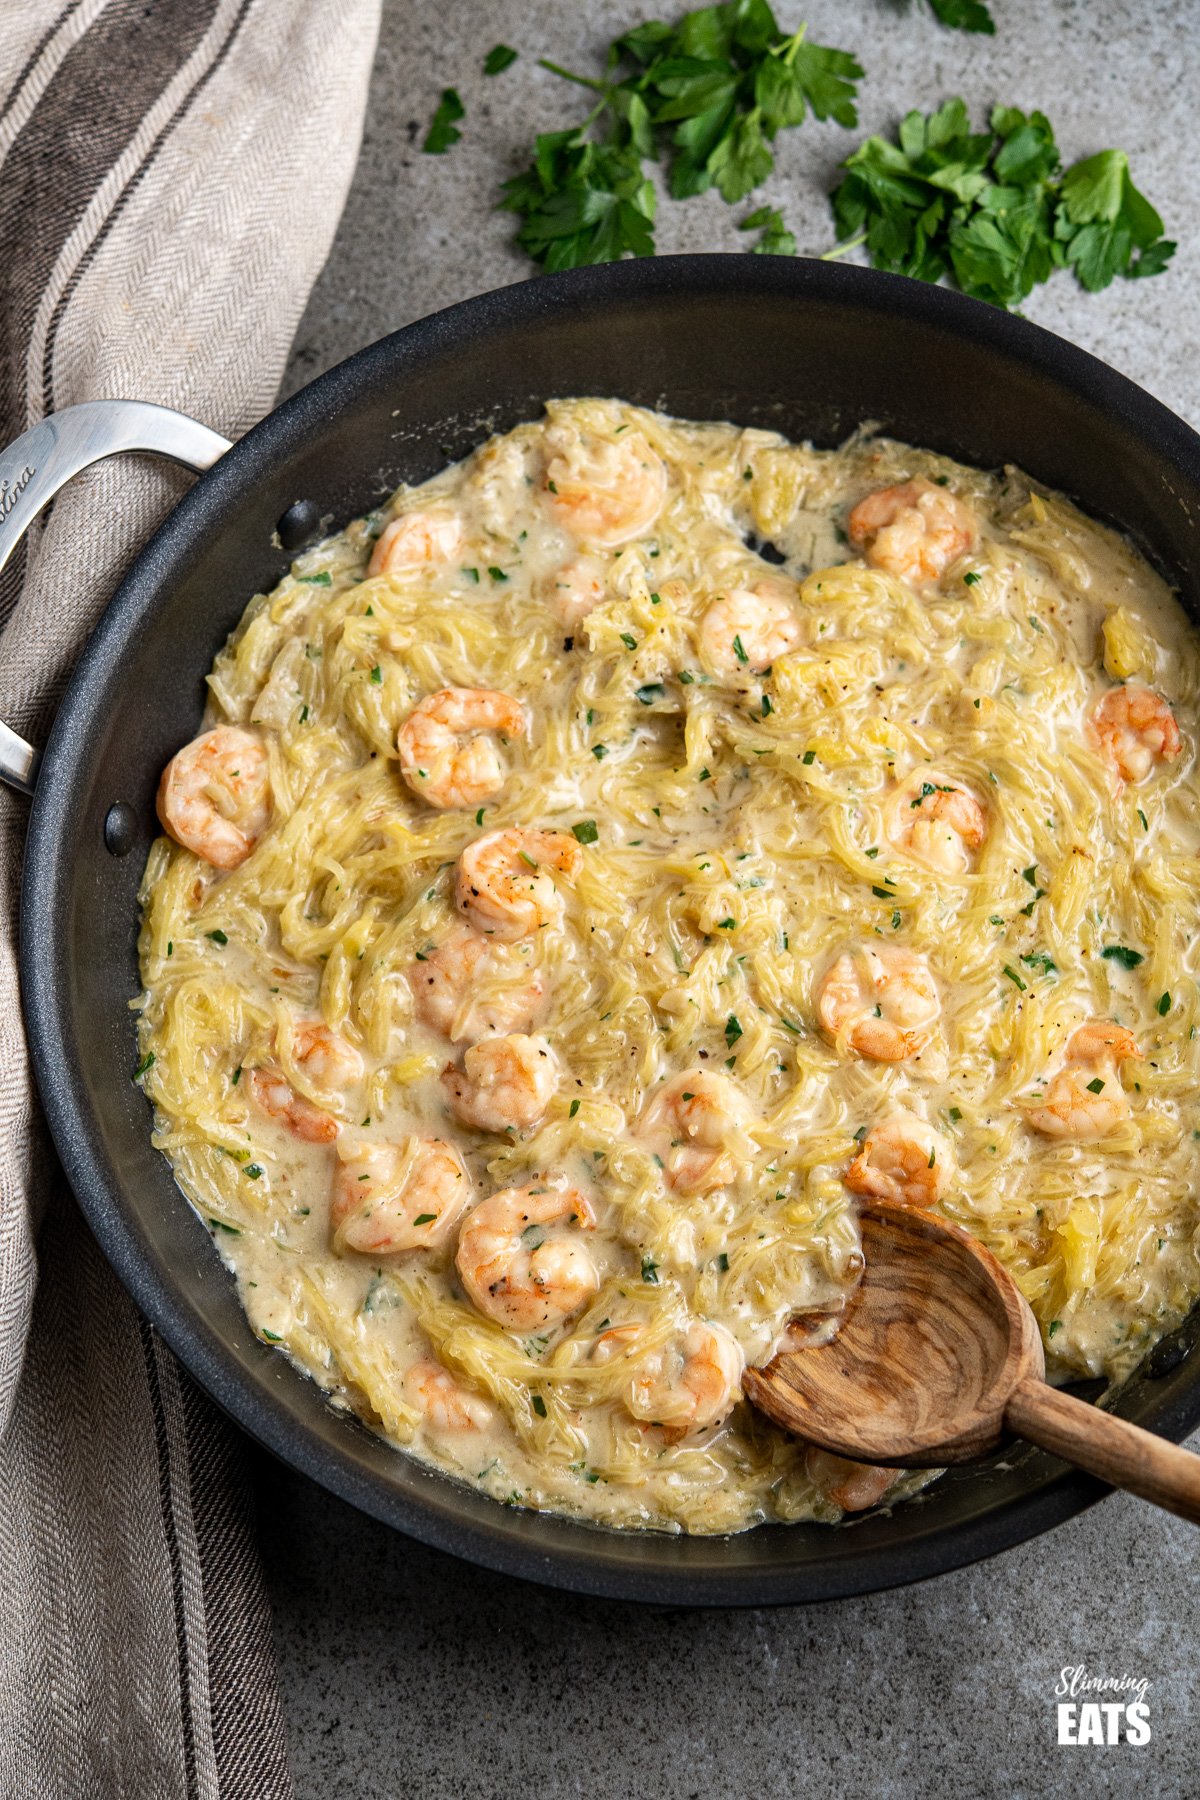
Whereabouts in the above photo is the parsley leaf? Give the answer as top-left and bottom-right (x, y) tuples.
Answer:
(484, 44), (519, 76)
(1057, 149), (1175, 290)
(927, 0), (994, 32)
(501, 133), (656, 270)
(740, 203), (796, 255)
(423, 88), (465, 155)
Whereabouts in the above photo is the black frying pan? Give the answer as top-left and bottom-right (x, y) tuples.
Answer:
(7, 257), (1200, 1605)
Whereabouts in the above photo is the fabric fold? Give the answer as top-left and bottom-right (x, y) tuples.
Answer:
(0, 3), (381, 1793)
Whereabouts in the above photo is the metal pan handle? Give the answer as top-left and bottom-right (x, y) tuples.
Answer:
(0, 400), (231, 794)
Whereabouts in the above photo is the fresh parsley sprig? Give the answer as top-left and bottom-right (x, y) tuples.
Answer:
(831, 97), (1174, 308)
(500, 0), (862, 269)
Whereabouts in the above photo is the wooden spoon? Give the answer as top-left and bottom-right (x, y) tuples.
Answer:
(743, 1199), (1200, 1524)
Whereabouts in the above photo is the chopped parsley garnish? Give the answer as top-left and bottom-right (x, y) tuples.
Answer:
(133, 1051), (155, 1080)
(1002, 964), (1027, 991)
(260, 1328), (282, 1342)
(1101, 945), (1144, 969)
(761, 694), (772, 717)
(210, 1218), (240, 1234)
(462, 565), (480, 583)
(732, 633), (749, 664)
(620, 632), (638, 650)
(592, 743), (608, 760)
(531, 1394), (548, 1418)
(641, 1255), (659, 1285)
(369, 665), (382, 684)
(962, 570), (982, 586)
(948, 1106), (962, 1122)
(488, 565), (508, 583)
(871, 885), (894, 901)
(725, 1013), (743, 1047)
(500, 7), (863, 270)
(1157, 992), (1172, 1016)
(1048, 1319), (1062, 1338)
(297, 570), (331, 586)
(802, 749), (816, 766)
(572, 819), (599, 844)
(569, 1098), (581, 1118)
(1022, 864), (1039, 886)
(413, 1213), (437, 1226)
(206, 929), (228, 946)
(678, 670), (695, 685)
(1020, 951), (1057, 976)
(1086, 1077), (1106, 1095)
(635, 682), (664, 704)
(423, 87), (465, 155)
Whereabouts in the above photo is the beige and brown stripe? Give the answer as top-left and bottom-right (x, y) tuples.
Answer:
(0, 3), (380, 1794)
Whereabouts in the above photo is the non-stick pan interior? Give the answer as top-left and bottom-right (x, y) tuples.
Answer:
(21, 257), (1200, 1603)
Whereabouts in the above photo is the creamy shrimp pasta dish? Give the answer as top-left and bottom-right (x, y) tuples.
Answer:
(137, 398), (1200, 1533)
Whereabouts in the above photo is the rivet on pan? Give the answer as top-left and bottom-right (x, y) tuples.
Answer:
(277, 498), (321, 551)
(103, 802), (138, 857)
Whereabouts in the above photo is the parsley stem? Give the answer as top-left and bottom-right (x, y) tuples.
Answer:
(820, 233), (866, 261)
(538, 58), (610, 95)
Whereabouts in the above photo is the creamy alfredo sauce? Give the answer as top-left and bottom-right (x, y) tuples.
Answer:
(136, 398), (1200, 1535)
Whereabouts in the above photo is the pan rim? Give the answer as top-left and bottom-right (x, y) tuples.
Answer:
(20, 253), (1200, 1604)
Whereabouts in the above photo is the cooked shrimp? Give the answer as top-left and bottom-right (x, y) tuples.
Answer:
(442, 1033), (558, 1132)
(291, 1020), (364, 1089)
(1025, 1021), (1141, 1140)
(635, 1069), (757, 1194)
(848, 478), (976, 585)
(845, 1111), (953, 1209)
(455, 1181), (598, 1330)
(396, 687), (526, 810)
(156, 726), (271, 870)
(456, 827), (582, 940)
(368, 508), (462, 576)
(698, 578), (801, 677)
(815, 945), (940, 1063)
(544, 426), (667, 547)
(882, 770), (987, 875)
(626, 1319), (744, 1441)
(806, 1447), (901, 1513)
(1066, 1021), (1141, 1064)
(331, 1136), (472, 1254)
(248, 1067), (338, 1145)
(409, 926), (546, 1041)
(403, 1358), (493, 1434)
(1089, 683), (1182, 783)
(545, 554), (608, 628)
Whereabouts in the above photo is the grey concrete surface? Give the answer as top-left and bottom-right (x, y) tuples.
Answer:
(264, 3), (1200, 1794)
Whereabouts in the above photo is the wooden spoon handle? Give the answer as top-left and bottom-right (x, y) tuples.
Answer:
(1005, 1376), (1200, 1524)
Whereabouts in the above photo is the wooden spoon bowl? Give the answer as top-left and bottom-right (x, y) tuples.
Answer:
(744, 1199), (1200, 1522)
